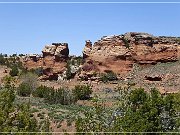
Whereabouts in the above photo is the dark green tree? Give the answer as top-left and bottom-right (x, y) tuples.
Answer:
(75, 86), (180, 133)
(72, 85), (92, 100)
(20, 72), (38, 95)
(45, 87), (75, 105)
(9, 66), (19, 77)
(17, 82), (32, 97)
(114, 88), (178, 132)
(76, 96), (112, 132)
(100, 71), (117, 83)
(0, 79), (39, 133)
(32, 85), (50, 98)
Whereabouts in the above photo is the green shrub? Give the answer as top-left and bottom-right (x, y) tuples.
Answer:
(19, 54), (25, 57)
(176, 38), (180, 43)
(75, 87), (180, 132)
(10, 66), (19, 77)
(29, 67), (43, 76)
(123, 37), (130, 49)
(75, 56), (84, 65)
(0, 53), (6, 65)
(100, 70), (117, 83)
(17, 82), (32, 97)
(32, 85), (50, 98)
(20, 72), (38, 93)
(0, 79), (50, 132)
(75, 96), (110, 133)
(12, 54), (17, 57)
(33, 84), (77, 105)
(45, 87), (76, 105)
(100, 73), (109, 83)
(72, 85), (92, 100)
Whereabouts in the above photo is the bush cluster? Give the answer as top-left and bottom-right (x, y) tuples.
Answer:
(18, 82), (93, 105)
(122, 37), (130, 49)
(75, 56), (84, 65)
(76, 87), (180, 132)
(66, 60), (72, 80)
(33, 84), (92, 103)
(0, 54), (27, 77)
(17, 82), (32, 97)
(9, 66), (19, 77)
(32, 85), (76, 105)
(32, 85), (50, 98)
(72, 85), (92, 100)
(100, 70), (117, 83)
(45, 87), (76, 105)
(0, 79), (50, 132)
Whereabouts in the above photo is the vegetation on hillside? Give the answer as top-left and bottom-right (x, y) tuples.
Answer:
(0, 53), (180, 133)
(100, 70), (118, 83)
(0, 76), (50, 133)
(0, 72), (179, 133)
(72, 85), (92, 100)
(0, 53), (26, 77)
(76, 86), (180, 132)
(9, 66), (19, 77)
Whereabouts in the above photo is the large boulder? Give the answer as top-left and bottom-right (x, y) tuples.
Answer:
(42, 43), (69, 59)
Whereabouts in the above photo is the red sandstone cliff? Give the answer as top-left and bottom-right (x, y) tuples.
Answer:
(83, 32), (180, 74)
(23, 32), (180, 79)
(24, 43), (69, 80)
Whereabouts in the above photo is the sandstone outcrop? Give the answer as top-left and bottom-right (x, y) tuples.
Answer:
(24, 43), (69, 80)
(42, 43), (69, 59)
(23, 54), (43, 69)
(23, 32), (180, 81)
(83, 32), (180, 74)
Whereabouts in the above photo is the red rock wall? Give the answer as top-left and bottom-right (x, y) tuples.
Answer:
(83, 32), (180, 74)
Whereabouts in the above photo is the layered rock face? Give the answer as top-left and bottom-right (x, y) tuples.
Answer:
(42, 43), (69, 59)
(83, 32), (180, 74)
(24, 43), (69, 80)
(23, 54), (44, 71)
(42, 43), (69, 73)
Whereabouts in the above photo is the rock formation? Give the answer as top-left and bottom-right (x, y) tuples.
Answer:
(83, 32), (180, 74)
(23, 54), (43, 70)
(23, 32), (180, 81)
(24, 43), (69, 80)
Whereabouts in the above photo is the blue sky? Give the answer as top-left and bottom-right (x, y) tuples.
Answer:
(0, 0), (180, 55)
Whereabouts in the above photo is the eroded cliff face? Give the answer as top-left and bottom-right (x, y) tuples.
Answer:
(83, 32), (180, 74)
(42, 43), (69, 74)
(23, 32), (180, 80)
(24, 43), (69, 80)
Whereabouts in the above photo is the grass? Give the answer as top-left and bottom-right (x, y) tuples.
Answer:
(15, 95), (94, 126)
(14, 87), (119, 131)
